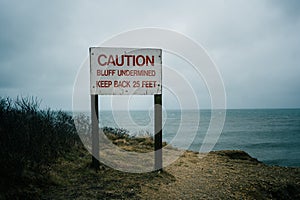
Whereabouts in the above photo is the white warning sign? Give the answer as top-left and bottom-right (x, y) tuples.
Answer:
(90, 47), (162, 95)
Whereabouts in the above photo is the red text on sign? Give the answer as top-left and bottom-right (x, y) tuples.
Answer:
(96, 81), (112, 88)
(98, 54), (155, 67)
(114, 80), (131, 88)
(142, 81), (157, 88)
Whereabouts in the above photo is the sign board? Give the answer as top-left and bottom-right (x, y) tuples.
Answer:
(89, 47), (163, 171)
(90, 47), (162, 95)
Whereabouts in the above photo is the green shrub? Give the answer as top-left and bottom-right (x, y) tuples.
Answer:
(0, 96), (81, 196)
(102, 126), (130, 139)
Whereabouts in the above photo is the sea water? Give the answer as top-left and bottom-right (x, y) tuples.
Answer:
(84, 109), (300, 167)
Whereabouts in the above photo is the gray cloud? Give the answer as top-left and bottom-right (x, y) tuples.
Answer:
(0, 0), (299, 110)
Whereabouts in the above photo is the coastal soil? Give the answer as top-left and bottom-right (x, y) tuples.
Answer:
(141, 150), (300, 199)
(42, 138), (300, 200)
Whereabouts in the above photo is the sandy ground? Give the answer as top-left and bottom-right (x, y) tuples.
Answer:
(41, 139), (300, 200)
(140, 150), (300, 199)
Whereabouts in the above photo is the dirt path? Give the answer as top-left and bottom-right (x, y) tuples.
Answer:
(140, 151), (300, 199)
(42, 145), (300, 199)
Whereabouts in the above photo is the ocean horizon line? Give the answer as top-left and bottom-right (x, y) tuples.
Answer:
(70, 107), (300, 113)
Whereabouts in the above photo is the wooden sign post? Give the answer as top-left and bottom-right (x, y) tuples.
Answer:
(154, 94), (162, 170)
(90, 94), (100, 169)
(90, 47), (162, 171)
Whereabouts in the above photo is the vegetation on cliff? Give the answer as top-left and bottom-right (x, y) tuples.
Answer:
(1, 97), (299, 199)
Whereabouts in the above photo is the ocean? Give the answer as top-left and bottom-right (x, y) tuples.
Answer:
(80, 109), (300, 167)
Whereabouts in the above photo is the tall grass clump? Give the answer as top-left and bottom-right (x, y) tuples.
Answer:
(0, 97), (81, 197)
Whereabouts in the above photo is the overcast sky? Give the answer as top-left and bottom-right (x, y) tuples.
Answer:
(0, 0), (299, 110)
